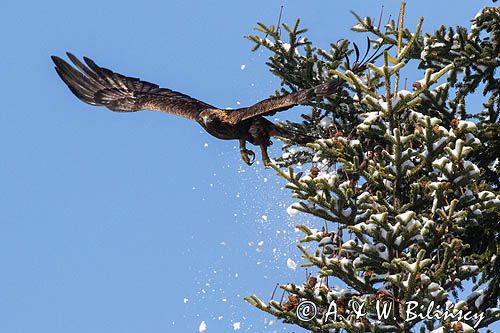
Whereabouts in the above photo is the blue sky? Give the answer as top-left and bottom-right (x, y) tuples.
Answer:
(1, 1), (496, 332)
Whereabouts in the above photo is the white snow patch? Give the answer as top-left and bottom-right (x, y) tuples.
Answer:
(286, 204), (300, 216)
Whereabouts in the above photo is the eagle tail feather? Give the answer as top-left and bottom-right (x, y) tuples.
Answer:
(271, 125), (318, 145)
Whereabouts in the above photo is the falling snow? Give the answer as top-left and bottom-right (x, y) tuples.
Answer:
(199, 321), (207, 332)
(287, 258), (297, 270)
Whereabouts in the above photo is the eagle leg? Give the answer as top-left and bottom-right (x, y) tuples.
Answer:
(239, 139), (255, 166)
(260, 144), (272, 168)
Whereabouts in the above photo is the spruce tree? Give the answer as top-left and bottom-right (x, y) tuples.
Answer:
(245, 3), (499, 332)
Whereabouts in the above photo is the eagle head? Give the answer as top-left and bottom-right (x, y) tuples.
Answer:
(199, 113), (215, 128)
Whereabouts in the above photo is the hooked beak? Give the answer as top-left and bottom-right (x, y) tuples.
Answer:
(199, 114), (212, 127)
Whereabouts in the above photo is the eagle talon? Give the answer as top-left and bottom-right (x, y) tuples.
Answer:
(259, 144), (272, 168)
(263, 158), (272, 168)
(240, 148), (255, 166)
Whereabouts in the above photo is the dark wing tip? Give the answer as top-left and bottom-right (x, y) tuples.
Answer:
(82, 56), (97, 67)
(51, 55), (65, 66)
(65, 52), (80, 65)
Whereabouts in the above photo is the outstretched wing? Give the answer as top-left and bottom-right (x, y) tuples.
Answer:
(51, 53), (214, 121)
(227, 79), (344, 124)
(228, 40), (389, 124)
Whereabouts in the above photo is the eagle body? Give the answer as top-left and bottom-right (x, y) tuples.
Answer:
(198, 108), (246, 141)
(51, 53), (344, 166)
(200, 108), (276, 145)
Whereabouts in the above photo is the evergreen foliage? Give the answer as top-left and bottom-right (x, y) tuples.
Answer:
(245, 3), (499, 332)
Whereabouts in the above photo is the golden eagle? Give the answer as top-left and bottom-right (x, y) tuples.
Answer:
(51, 45), (380, 166)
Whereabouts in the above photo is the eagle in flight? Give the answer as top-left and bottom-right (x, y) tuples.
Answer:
(51, 44), (380, 166)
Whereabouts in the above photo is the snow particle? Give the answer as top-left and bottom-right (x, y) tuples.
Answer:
(199, 321), (207, 332)
(233, 322), (241, 330)
(287, 258), (297, 270)
(240, 64), (246, 70)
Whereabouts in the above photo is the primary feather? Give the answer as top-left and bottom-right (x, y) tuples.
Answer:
(52, 53), (213, 120)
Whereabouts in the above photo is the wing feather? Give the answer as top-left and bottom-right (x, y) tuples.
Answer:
(227, 79), (344, 124)
(52, 53), (214, 120)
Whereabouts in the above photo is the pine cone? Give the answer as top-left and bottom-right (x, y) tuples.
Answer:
(307, 276), (318, 289)
(309, 166), (320, 178)
(452, 321), (464, 332)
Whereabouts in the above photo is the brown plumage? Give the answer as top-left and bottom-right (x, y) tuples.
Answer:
(51, 45), (383, 166)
